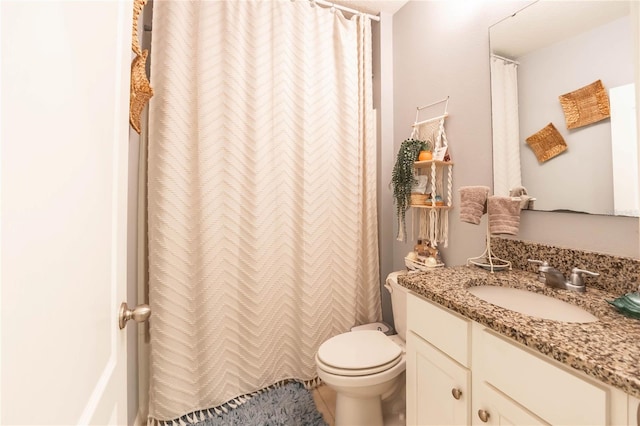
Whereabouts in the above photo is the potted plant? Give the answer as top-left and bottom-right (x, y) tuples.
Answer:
(391, 138), (431, 241)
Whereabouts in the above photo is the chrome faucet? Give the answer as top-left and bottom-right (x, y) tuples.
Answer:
(527, 259), (549, 283)
(538, 265), (567, 289)
(528, 259), (599, 293)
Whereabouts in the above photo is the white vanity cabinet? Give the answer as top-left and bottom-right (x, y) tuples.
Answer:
(406, 292), (631, 426)
(406, 292), (471, 425)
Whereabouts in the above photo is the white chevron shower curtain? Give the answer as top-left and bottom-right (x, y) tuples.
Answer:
(491, 56), (522, 197)
(147, 0), (380, 422)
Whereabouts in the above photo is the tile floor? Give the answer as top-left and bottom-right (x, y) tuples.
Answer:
(312, 384), (336, 426)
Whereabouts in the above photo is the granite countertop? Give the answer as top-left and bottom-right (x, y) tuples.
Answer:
(398, 265), (640, 399)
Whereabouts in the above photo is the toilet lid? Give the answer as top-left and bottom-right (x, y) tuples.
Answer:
(316, 330), (402, 376)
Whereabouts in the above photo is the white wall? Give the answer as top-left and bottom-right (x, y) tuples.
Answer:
(388, 0), (639, 271)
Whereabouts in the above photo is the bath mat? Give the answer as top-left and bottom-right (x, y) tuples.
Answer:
(189, 382), (328, 426)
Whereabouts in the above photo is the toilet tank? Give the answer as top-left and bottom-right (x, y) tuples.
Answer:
(385, 271), (409, 341)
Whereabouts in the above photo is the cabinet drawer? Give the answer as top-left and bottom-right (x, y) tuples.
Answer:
(408, 292), (470, 367)
(475, 326), (608, 425)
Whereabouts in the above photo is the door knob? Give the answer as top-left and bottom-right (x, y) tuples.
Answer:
(451, 388), (462, 400)
(478, 409), (490, 423)
(118, 302), (151, 329)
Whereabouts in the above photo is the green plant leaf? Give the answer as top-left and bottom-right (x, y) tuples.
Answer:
(391, 138), (426, 241)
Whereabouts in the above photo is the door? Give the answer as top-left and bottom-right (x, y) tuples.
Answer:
(1, 1), (133, 424)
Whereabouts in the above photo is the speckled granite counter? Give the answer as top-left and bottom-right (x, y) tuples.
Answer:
(398, 265), (640, 399)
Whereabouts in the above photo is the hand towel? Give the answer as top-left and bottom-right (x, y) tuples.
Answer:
(459, 186), (490, 225)
(488, 196), (521, 235)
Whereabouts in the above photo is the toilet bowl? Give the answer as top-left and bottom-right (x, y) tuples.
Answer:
(315, 271), (409, 426)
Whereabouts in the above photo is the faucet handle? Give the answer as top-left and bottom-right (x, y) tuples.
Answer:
(568, 268), (599, 291)
(527, 259), (549, 283)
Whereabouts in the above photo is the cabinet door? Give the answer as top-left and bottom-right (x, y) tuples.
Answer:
(407, 331), (470, 425)
(473, 381), (549, 426)
(474, 325), (608, 425)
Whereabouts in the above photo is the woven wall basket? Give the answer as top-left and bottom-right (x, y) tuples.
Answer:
(526, 122), (567, 163)
(129, 0), (153, 134)
(558, 79), (610, 130)
(130, 50), (153, 133)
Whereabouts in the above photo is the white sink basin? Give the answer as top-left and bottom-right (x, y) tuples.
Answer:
(468, 286), (598, 323)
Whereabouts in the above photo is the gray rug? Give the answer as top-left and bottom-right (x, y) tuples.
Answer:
(190, 382), (328, 426)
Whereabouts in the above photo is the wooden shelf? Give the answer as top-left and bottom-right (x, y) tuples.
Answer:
(414, 160), (454, 168)
(410, 155), (453, 247)
(409, 205), (453, 210)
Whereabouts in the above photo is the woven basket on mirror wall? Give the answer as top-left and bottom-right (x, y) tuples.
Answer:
(558, 79), (610, 130)
(526, 122), (567, 163)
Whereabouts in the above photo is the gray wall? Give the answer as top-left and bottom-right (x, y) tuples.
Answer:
(387, 0), (639, 279)
(375, 12), (397, 326)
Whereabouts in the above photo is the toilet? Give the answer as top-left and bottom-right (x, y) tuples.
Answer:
(315, 271), (408, 426)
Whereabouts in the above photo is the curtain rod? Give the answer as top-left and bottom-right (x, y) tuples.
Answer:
(143, 0), (382, 32)
(311, 0), (381, 21)
(491, 54), (519, 65)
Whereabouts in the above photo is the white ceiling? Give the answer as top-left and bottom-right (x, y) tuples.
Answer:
(332, 0), (409, 16)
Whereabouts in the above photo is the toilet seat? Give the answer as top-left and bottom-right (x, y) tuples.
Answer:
(317, 353), (402, 376)
(316, 330), (402, 377)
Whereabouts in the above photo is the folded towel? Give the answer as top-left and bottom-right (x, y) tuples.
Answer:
(459, 186), (490, 225)
(488, 196), (521, 235)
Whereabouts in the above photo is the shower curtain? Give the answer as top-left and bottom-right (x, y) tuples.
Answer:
(491, 56), (522, 196)
(147, 0), (380, 422)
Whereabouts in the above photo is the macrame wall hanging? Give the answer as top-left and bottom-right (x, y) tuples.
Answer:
(410, 97), (452, 249)
(129, 0), (153, 134)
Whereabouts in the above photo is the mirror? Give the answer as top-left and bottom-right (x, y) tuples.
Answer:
(490, 1), (638, 217)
